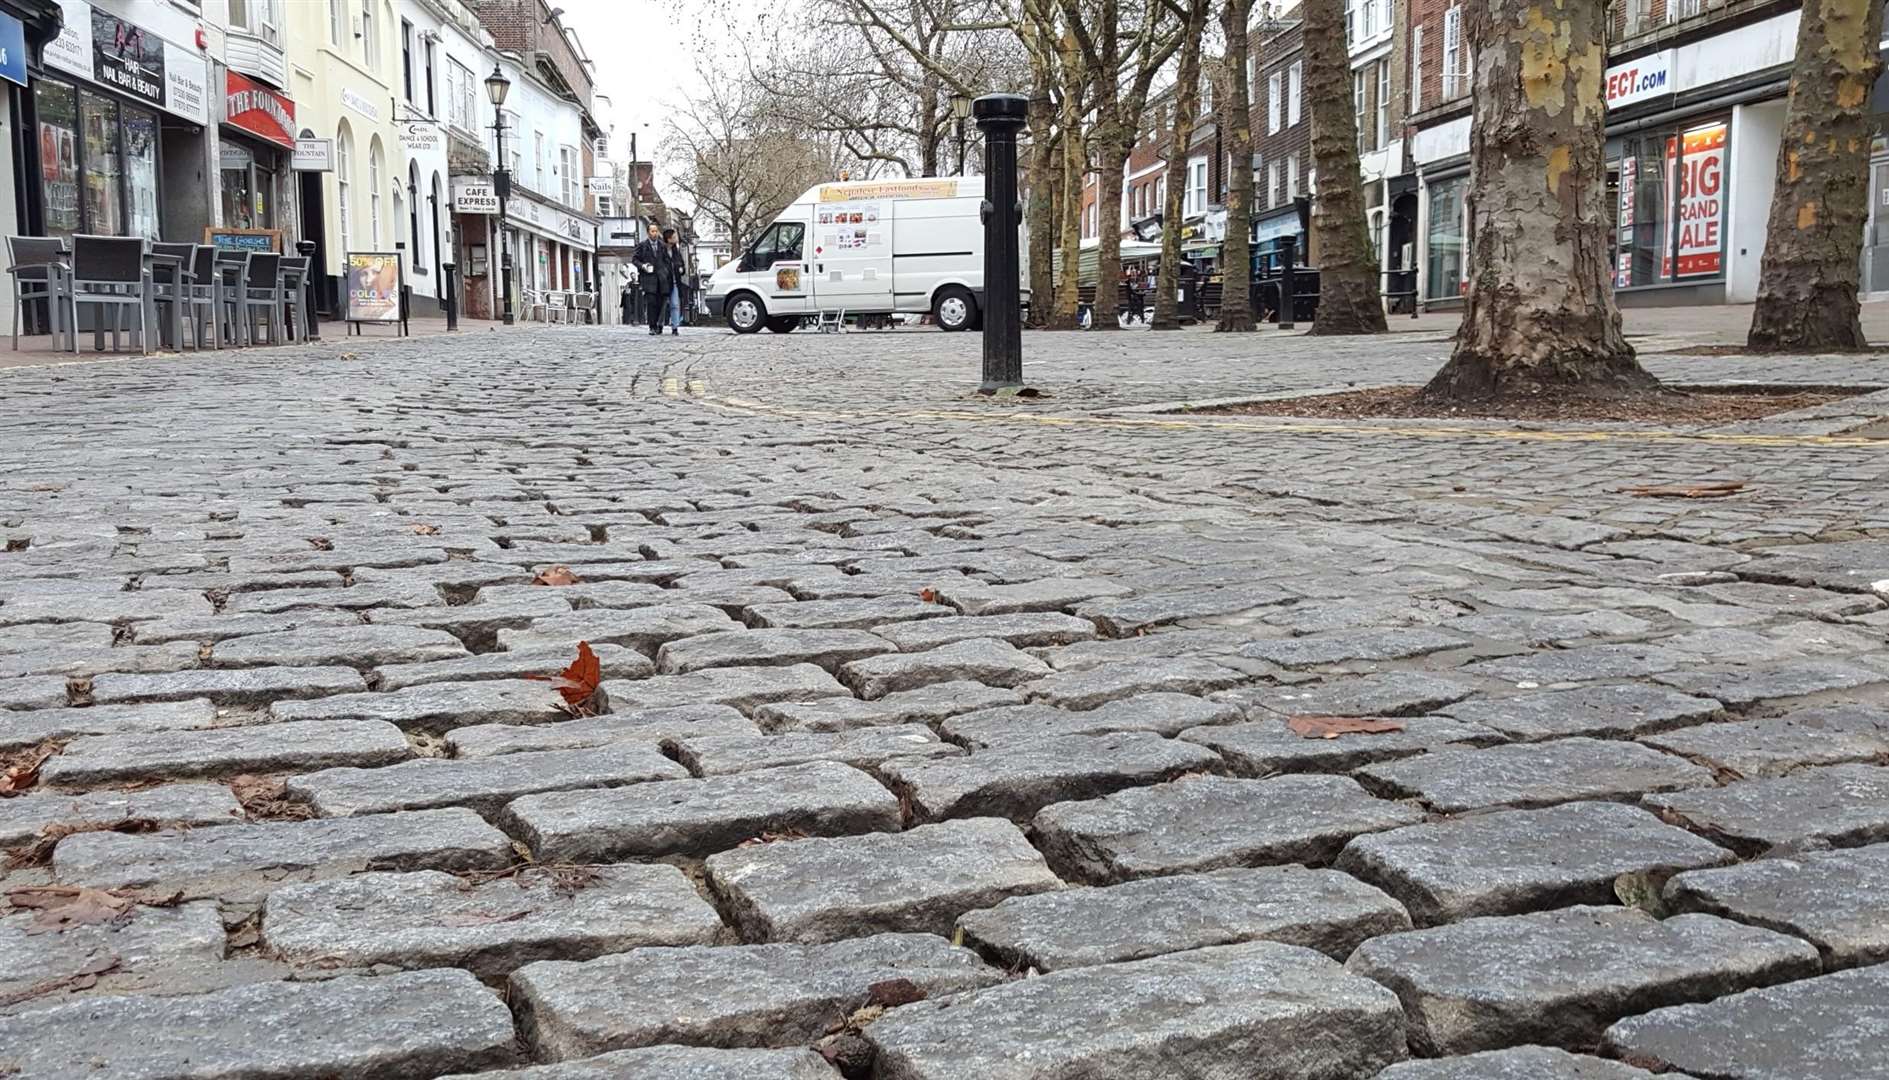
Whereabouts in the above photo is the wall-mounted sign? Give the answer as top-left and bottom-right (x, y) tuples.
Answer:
(1605, 49), (1674, 110)
(44, 1), (207, 124)
(292, 138), (334, 171)
(0, 13), (30, 89)
(340, 86), (379, 122)
(225, 71), (295, 149)
(453, 180), (499, 214)
(586, 176), (612, 195)
(401, 124), (442, 154)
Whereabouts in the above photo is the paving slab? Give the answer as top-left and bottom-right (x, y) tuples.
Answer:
(934, 577), (1130, 616)
(262, 865), (724, 978)
(1074, 584), (1299, 636)
(744, 596), (947, 630)
(376, 642), (655, 690)
(497, 604), (743, 656)
(0, 782), (244, 848)
(1032, 774), (1423, 884)
(881, 732), (1221, 823)
(1664, 843), (1889, 968)
(1653, 660), (1889, 705)
(705, 818), (1059, 943)
(1601, 964), (1889, 1080)
(0, 641), (203, 679)
(502, 761), (902, 862)
(475, 580), (672, 610)
(1463, 644), (1690, 684)
(90, 665), (369, 706)
(0, 968), (516, 1078)
(1179, 713), (1504, 776)
(209, 624), (470, 668)
(39, 718), (411, 787)
(52, 807), (513, 892)
(1030, 628), (1251, 671)
(1334, 801), (1735, 926)
(863, 941), (1406, 1080)
(1020, 657), (1250, 710)
(1, 899), (225, 1002)
(870, 612), (1099, 652)
(1356, 737), (1716, 813)
(599, 663), (851, 716)
(657, 629), (895, 675)
(940, 692), (1241, 749)
(754, 681), (1022, 733)
(0, 675), (68, 711)
(0, 620), (115, 653)
(836, 638), (1049, 699)
(1346, 906), (1820, 1056)
(1376, 1047), (1680, 1079)
(1237, 628), (1468, 669)
(1439, 685), (1723, 741)
(0, 698), (219, 752)
(510, 933), (1000, 1060)
(270, 679), (571, 733)
(287, 744), (688, 818)
(956, 865), (1409, 971)
(372, 595), (576, 643)
(1443, 610), (1658, 647)
(447, 704), (757, 758)
(130, 612), (363, 646)
(1220, 671), (1478, 718)
(1640, 704), (1889, 777)
(1643, 763), (1889, 854)
(669, 724), (961, 779)
(0, 589), (213, 626)
(437, 1046), (840, 1079)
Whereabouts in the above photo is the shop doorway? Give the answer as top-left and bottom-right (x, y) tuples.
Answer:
(300, 170), (335, 314)
(1864, 158), (1889, 299)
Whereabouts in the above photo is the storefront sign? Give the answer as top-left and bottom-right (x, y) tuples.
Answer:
(345, 252), (403, 323)
(292, 138), (334, 171)
(819, 179), (958, 202)
(453, 180), (500, 214)
(219, 144), (252, 171)
(225, 71), (296, 150)
(401, 124), (442, 153)
(1667, 122), (1726, 277)
(586, 176), (612, 195)
(44, 1), (207, 124)
(341, 87), (380, 122)
(1605, 50), (1674, 110)
(204, 227), (282, 253)
(0, 13), (28, 88)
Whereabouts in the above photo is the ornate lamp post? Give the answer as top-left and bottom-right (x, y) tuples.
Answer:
(485, 64), (515, 325)
(951, 92), (971, 176)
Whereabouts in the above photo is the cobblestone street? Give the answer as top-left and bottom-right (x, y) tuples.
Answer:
(2, 318), (1888, 1078)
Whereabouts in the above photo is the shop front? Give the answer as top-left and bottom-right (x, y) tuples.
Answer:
(26, 0), (209, 241)
(1421, 169), (1467, 304)
(220, 70), (295, 236)
(1252, 201), (1308, 275)
(1607, 117), (1729, 304)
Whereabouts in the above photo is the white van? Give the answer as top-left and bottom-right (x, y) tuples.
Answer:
(702, 176), (1025, 333)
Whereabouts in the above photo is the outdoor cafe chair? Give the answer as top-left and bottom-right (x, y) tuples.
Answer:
(214, 250), (251, 346)
(239, 252), (283, 346)
(278, 255), (310, 342)
(180, 245), (221, 349)
(149, 241), (196, 350)
(63, 234), (151, 355)
(7, 236), (67, 351)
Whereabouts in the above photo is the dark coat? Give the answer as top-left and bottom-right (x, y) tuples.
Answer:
(633, 237), (669, 295)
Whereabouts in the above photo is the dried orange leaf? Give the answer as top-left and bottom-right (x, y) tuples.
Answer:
(409, 523), (441, 535)
(532, 565), (581, 586)
(6, 886), (134, 933)
(525, 641), (602, 712)
(1285, 715), (1406, 740)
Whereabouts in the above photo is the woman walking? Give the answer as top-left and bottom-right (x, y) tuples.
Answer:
(662, 228), (685, 335)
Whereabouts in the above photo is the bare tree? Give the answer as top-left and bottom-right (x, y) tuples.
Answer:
(1421, 0), (1658, 401)
(1299, 0), (1384, 335)
(1216, 0), (1257, 332)
(1748, 0), (1886, 351)
(665, 59), (838, 255)
(1062, 0), (1184, 328)
(1019, 0), (1063, 327)
(1150, 0), (1209, 330)
(1050, 19), (1088, 329)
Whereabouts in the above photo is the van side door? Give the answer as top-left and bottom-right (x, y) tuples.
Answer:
(749, 220), (809, 316)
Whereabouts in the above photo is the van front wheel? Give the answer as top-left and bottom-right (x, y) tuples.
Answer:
(934, 286), (977, 332)
(727, 294), (765, 334)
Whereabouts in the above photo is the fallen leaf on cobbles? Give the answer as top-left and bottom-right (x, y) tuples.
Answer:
(1614, 869), (1676, 917)
(918, 587), (940, 603)
(526, 641), (602, 715)
(738, 829), (811, 847)
(229, 774), (314, 821)
(0, 742), (60, 797)
(866, 978), (926, 1007)
(1286, 715), (1406, 740)
(5, 886), (134, 933)
(5, 817), (159, 870)
(439, 909), (534, 927)
(307, 537), (334, 551)
(532, 565), (581, 586)
(0, 954), (120, 1008)
(409, 523), (441, 535)
(1620, 481), (1746, 499)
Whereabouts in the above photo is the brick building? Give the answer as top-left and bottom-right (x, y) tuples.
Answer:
(1252, 11), (1312, 269)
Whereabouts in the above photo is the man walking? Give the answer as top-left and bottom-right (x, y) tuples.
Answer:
(632, 222), (667, 335)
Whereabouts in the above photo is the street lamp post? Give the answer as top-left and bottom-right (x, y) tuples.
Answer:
(951, 93), (970, 176)
(485, 65), (515, 326)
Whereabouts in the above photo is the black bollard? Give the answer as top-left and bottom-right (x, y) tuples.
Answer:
(442, 262), (459, 331)
(1277, 233), (1297, 331)
(296, 240), (321, 341)
(974, 92), (1028, 394)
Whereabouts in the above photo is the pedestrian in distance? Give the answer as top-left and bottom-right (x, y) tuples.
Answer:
(678, 268), (697, 329)
(662, 228), (685, 336)
(632, 222), (667, 336)
(619, 279), (637, 326)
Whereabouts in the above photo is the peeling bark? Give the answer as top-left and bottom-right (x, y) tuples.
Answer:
(1217, 0), (1258, 334)
(1747, 0), (1885, 352)
(1421, 0), (1658, 401)
(1151, 0), (1209, 331)
(1303, 0), (1387, 336)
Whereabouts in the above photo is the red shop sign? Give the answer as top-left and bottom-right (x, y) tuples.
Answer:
(224, 71), (295, 150)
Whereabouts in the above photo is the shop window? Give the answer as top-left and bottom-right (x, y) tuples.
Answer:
(34, 80), (82, 239)
(1612, 120), (1726, 289)
(401, 20), (414, 103)
(337, 123), (354, 245)
(1425, 173), (1468, 300)
(81, 90), (124, 237)
(424, 39), (437, 116)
